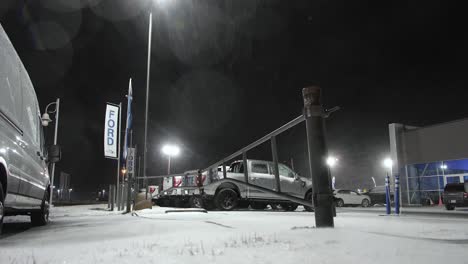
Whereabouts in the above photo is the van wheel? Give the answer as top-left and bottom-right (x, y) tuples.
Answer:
(31, 190), (50, 227)
(304, 192), (314, 212)
(215, 189), (238, 211)
(0, 185), (5, 234)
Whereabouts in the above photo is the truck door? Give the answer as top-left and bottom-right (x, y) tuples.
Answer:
(277, 163), (304, 198)
(249, 161), (274, 199)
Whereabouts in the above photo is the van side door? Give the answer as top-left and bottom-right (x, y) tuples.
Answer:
(0, 30), (22, 205)
(17, 73), (47, 207)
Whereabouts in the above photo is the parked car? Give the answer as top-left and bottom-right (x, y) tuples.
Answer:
(0, 23), (61, 233)
(361, 186), (394, 206)
(334, 189), (371, 207)
(442, 183), (468, 210)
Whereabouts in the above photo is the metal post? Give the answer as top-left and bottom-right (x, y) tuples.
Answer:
(49, 98), (60, 206)
(395, 175), (400, 214)
(222, 162), (227, 179)
(242, 152), (248, 183)
(385, 173), (391, 215)
(126, 131), (133, 213)
(110, 185), (114, 211)
(120, 184), (125, 210)
(143, 12), (153, 200)
(137, 155), (141, 188)
(271, 136), (281, 192)
(302, 86), (334, 228)
(405, 165), (411, 205)
(167, 156), (171, 175)
(116, 103), (122, 210)
(108, 185), (111, 208)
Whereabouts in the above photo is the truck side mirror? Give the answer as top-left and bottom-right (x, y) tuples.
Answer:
(47, 145), (61, 163)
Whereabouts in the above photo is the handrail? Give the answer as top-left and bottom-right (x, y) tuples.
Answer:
(204, 115), (305, 170)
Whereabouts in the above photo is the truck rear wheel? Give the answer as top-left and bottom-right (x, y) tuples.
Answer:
(304, 192), (314, 212)
(215, 189), (238, 211)
(445, 204), (455, 210)
(189, 196), (203, 208)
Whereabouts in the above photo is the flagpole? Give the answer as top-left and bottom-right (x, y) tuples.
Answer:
(116, 102), (122, 211)
(144, 12), (152, 199)
(124, 78), (133, 213)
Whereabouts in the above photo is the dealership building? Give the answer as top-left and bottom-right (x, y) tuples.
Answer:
(389, 118), (468, 205)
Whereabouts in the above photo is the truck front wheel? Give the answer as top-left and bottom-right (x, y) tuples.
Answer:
(215, 189), (238, 211)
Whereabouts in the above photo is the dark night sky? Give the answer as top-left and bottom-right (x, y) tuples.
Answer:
(1, 0), (467, 191)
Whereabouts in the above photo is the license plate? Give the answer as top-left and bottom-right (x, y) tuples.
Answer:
(451, 200), (456, 203)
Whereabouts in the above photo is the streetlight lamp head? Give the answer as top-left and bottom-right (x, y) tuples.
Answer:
(41, 113), (52, 127)
(383, 158), (393, 168)
(326, 156), (338, 167)
(162, 144), (180, 157)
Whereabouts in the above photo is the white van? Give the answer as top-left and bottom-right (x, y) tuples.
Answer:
(0, 23), (61, 233)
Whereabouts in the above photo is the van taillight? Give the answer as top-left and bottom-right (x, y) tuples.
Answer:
(464, 193), (468, 199)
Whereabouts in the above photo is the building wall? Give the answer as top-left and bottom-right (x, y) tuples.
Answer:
(389, 119), (468, 205)
(403, 119), (468, 165)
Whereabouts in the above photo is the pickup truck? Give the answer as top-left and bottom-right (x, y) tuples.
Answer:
(155, 159), (314, 211)
(443, 183), (468, 210)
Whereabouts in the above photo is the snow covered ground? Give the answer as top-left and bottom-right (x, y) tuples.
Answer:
(1, 205), (467, 264)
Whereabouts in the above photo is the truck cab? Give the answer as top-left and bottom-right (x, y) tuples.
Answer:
(203, 159), (313, 211)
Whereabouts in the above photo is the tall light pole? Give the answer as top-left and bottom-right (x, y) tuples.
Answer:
(326, 156), (338, 190)
(162, 144), (180, 174)
(383, 157), (393, 179)
(326, 156), (338, 168)
(42, 98), (60, 206)
(382, 157), (394, 214)
(143, 12), (153, 192)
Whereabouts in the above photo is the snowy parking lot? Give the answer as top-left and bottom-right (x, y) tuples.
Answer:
(1, 205), (468, 264)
